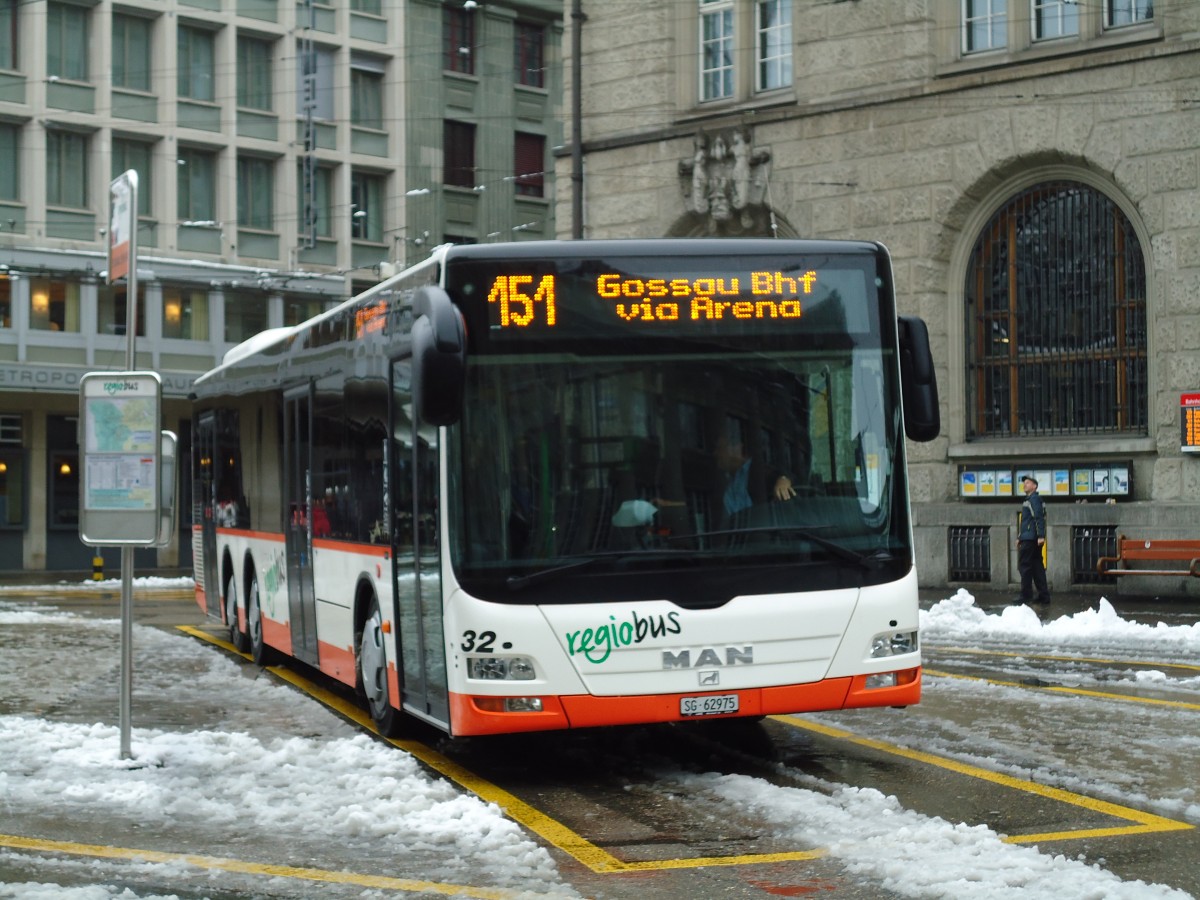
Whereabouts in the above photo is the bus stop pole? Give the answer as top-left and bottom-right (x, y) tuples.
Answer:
(118, 245), (139, 760)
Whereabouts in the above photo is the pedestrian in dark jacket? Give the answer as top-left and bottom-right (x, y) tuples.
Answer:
(1016, 475), (1050, 605)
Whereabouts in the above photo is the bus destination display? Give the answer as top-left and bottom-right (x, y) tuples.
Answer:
(466, 257), (872, 341)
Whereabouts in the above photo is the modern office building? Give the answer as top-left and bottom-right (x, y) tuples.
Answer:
(559, 1), (1200, 594)
(0, 0), (562, 571)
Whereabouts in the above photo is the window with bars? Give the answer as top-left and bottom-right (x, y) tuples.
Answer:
(949, 526), (991, 582)
(965, 181), (1148, 440)
(444, 8), (475, 75)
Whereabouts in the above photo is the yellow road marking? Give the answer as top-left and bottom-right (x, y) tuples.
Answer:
(924, 668), (1200, 711)
(934, 646), (1200, 674)
(180, 626), (824, 874)
(176, 625), (1193, 879)
(777, 716), (1194, 844)
(0, 833), (558, 898)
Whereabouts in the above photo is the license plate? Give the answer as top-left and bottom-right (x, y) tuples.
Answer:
(680, 694), (739, 717)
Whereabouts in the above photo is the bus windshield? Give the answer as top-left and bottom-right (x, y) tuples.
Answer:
(444, 246), (912, 607)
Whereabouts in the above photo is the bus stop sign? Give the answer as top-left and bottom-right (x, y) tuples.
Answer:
(78, 371), (162, 546)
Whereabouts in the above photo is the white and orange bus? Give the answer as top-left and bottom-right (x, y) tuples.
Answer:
(191, 239), (939, 737)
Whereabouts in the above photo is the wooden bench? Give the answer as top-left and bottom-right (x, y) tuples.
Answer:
(1097, 535), (1200, 578)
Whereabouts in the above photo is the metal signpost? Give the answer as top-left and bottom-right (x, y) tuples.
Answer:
(77, 170), (167, 760)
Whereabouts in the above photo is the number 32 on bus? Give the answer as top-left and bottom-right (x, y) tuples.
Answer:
(191, 239), (940, 737)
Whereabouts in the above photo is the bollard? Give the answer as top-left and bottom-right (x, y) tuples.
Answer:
(92, 555), (104, 581)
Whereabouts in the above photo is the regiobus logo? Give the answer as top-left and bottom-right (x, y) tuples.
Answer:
(103, 380), (143, 395)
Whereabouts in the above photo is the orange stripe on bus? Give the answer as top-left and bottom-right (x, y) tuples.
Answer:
(445, 672), (920, 737)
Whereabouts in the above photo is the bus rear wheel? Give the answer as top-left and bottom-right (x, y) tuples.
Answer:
(359, 596), (403, 737)
(224, 574), (250, 653)
(247, 575), (275, 666)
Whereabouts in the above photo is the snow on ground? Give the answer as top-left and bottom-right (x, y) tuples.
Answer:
(0, 582), (1196, 899)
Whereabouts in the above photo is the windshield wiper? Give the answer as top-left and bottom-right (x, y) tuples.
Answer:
(666, 526), (891, 570)
(505, 550), (697, 591)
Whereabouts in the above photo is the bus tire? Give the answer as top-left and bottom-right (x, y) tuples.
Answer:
(247, 575), (276, 667)
(358, 595), (403, 737)
(225, 573), (250, 653)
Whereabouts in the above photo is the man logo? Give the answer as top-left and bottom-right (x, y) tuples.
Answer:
(699, 670), (720, 686)
(662, 646), (753, 669)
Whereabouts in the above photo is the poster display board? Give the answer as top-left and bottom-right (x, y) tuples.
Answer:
(78, 371), (162, 545)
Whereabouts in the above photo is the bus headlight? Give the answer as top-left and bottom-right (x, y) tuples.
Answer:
(467, 656), (537, 680)
(870, 630), (918, 658)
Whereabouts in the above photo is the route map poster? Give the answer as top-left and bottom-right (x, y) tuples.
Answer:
(78, 372), (161, 545)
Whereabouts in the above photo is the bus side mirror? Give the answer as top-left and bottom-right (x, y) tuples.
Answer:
(897, 316), (940, 442)
(412, 285), (466, 426)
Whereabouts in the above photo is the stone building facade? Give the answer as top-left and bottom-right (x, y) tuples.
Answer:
(559, 0), (1200, 595)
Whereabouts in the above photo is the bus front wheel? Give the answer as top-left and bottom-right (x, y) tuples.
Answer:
(359, 596), (403, 737)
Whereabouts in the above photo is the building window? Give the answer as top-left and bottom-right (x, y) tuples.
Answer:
(237, 156), (274, 230)
(297, 162), (333, 239)
(178, 147), (217, 223)
(351, 59), (384, 131)
(163, 286), (209, 340)
(284, 296), (325, 326)
(700, 0), (734, 101)
(111, 138), (153, 217)
(0, 0), (16, 70)
(224, 289), (268, 343)
(1107, 0), (1152, 27)
(444, 7), (475, 75)
(0, 445), (25, 527)
(237, 35), (273, 111)
(443, 120), (476, 189)
(515, 22), (544, 88)
(0, 276), (11, 327)
(47, 2), (88, 81)
(350, 171), (384, 242)
(513, 132), (544, 197)
(47, 416), (79, 528)
(1032, 0), (1079, 40)
(351, 0), (381, 15)
(97, 283), (145, 336)
(30, 278), (81, 332)
(756, 0), (791, 91)
(963, 0), (1006, 53)
(296, 43), (336, 120)
(46, 130), (88, 210)
(965, 180), (1147, 439)
(0, 123), (16, 202)
(178, 25), (215, 102)
(112, 14), (151, 91)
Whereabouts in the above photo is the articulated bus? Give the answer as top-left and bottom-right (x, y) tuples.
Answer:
(191, 239), (939, 737)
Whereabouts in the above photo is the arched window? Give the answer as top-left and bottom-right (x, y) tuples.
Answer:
(965, 180), (1147, 439)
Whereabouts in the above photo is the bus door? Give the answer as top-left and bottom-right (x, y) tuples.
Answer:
(194, 411), (221, 618)
(391, 362), (449, 726)
(283, 386), (319, 666)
